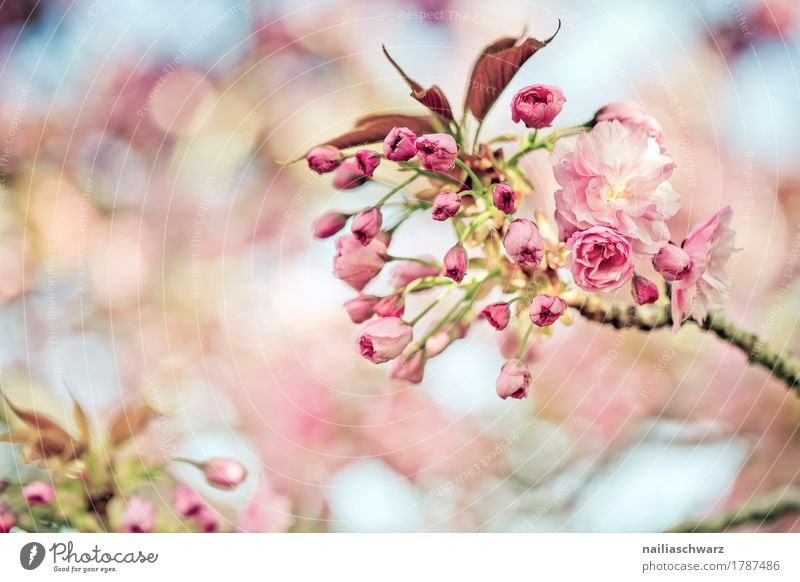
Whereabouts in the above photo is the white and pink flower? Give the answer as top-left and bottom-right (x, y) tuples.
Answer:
(552, 120), (679, 256)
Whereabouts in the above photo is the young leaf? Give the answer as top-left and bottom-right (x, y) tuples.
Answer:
(464, 25), (560, 121)
(381, 45), (454, 121)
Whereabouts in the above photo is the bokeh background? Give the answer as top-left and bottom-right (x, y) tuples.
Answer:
(1, 0), (799, 532)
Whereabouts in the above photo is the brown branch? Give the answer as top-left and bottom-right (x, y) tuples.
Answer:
(564, 293), (800, 395)
(667, 486), (800, 532)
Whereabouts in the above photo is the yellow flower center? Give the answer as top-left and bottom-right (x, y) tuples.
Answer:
(605, 181), (630, 202)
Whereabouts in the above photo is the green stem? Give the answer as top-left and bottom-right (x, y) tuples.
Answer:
(515, 322), (535, 359)
(455, 158), (483, 192)
(397, 163), (462, 186)
(409, 287), (454, 325)
(388, 256), (441, 269)
(376, 175), (418, 206)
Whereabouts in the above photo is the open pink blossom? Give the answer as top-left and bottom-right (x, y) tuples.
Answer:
(389, 351), (425, 384)
(594, 102), (664, 144)
(357, 317), (413, 363)
(496, 359), (531, 400)
(671, 207), (736, 328)
(552, 120), (679, 256)
(503, 218), (544, 267)
(22, 481), (54, 506)
(567, 226), (634, 292)
(390, 260), (439, 288)
(510, 84), (566, 129)
(354, 149), (380, 177)
(529, 295), (567, 327)
(343, 294), (379, 323)
(415, 133), (458, 173)
(122, 497), (156, 533)
(333, 234), (387, 290)
(383, 127), (417, 161)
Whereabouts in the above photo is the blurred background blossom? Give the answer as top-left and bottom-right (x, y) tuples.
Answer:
(0, 0), (799, 532)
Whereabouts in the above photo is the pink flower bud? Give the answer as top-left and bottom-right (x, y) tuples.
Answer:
(510, 85), (566, 129)
(383, 126), (417, 161)
(122, 497), (156, 533)
(389, 351), (425, 384)
(357, 317), (413, 363)
(480, 302), (511, 330)
(504, 218), (544, 267)
(312, 211), (349, 239)
(374, 294), (405, 318)
(390, 260), (439, 288)
(203, 458), (248, 489)
(594, 102), (664, 144)
(496, 359), (531, 400)
(351, 208), (383, 245)
(653, 243), (692, 281)
(306, 145), (343, 174)
(415, 133), (458, 173)
(332, 160), (367, 189)
(355, 149), (381, 177)
(22, 481), (54, 506)
(431, 191), (461, 221)
(631, 274), (659, 305)
(529, 295), (567, 327)
(492, 182), (518, 214)
(443, 243), (467, 283)
(193, 507), (220, 533)
(343, 294), (379, 323)
(0, 507), (16, 533)
(173, 484), (205, 517)
(333, 234), (387, 290)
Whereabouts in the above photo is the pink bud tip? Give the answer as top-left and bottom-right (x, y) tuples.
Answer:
(414, 133), (458, 173)
(529, 295), (567, 327)
(492, 182), (518, 214)
(173, 484), (206, 517)
(357, 317), (413, 363)
(332, 160), (367, 190)
(354, 149), (381, 178)
(504, 218), (544, 267)
(306, 145), (343, 174)
(383, 127), (417, 161)
(343, 294), (379, 323)
(631, 274), (659, 305)
(443, 243), (467, 283)
(374, 294), (405, 318)
(480, 302), (511, 330)
(652, 243), (692, 282)
(431, 191), (461, 221)
(22, 481), (55, 506)
(388, 351), (425, 384)
(203, 458), (248, 489)
(511, 85), (566, 129)
(122, 497), (156, 533)
(350, 208), (383, 246)
(496, 359), (532, 400)
(312, 211), (349, 239)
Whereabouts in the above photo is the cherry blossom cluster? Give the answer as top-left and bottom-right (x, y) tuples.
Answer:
(306, 35), (736, 400)
(1, 396), (248, 533)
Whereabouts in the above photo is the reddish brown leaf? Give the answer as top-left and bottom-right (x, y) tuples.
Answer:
(3, 394), (67, 433)
(464, 25), (560, 121)
(322, 114), (436, 150)
(382, 45), (454, 121)
(107, 401), (158, 446)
